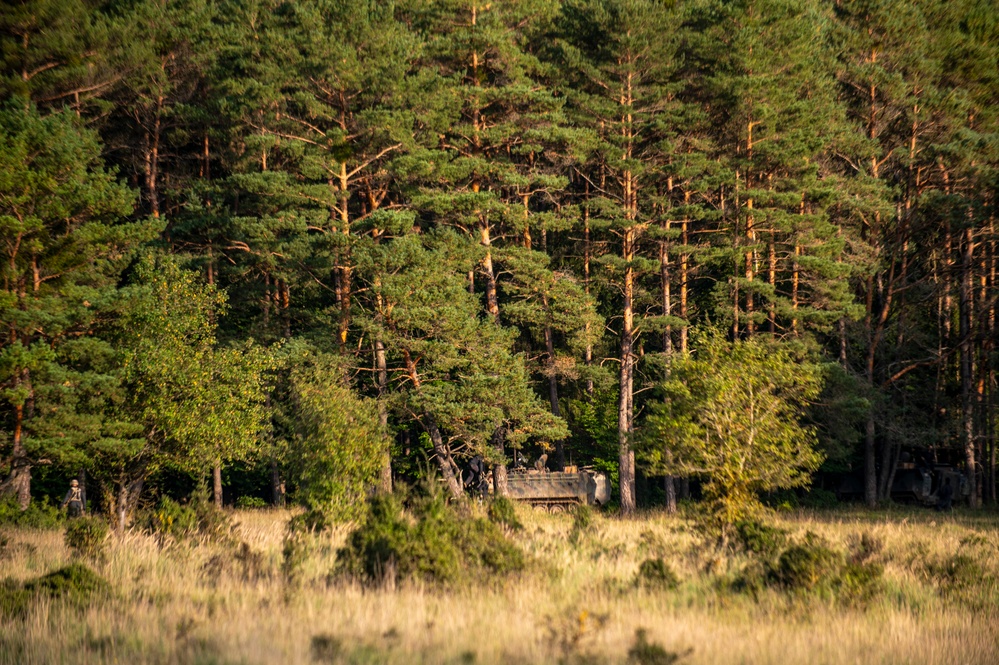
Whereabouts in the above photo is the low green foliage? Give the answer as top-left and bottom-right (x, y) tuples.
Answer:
(236, 496), (268, 509)
(627, 628), (689, 665)
(64, 516), (109, 559)
(142, 491), (236, 544)
(636, 558), (680, 591)
(281, 530), (310, 587)
(336, 489), (525, 586)
(0, 497), (63, 529)
(801, 488), (839, 509)
(487, 496), (522, 531)
(1, 563), (110, 619)
(926, 554), (983, 593)
(735, 520), (788, 560)
(774, 536), (843, 592)
(569, 504), (596, 545)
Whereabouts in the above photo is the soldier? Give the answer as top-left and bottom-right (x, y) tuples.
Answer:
(935, 477), (954, 512)
(463, 456), (488, 498)
(61, 479), (86, 518)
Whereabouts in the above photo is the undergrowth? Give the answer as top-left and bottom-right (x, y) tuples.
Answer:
(335, 488), (525, 586)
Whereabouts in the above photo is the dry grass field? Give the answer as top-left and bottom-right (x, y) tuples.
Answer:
(2, 504), (998, 665)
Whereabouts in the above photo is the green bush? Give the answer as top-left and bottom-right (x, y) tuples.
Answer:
(774, 535), (843, 592)
(735, 520), (788, 560)
(569, 503), (596, 545)
(64, 516), (109, 559)
(288, 508), (330, 534)
(487, 496), (522, 531)
(1, 563), (110, 619)
(282, 531), (310, 586)
(927, 554), (982, 592)
(0, 497), (63, 529)
(143, 492), (235, 544)
(636, 558), (680, 591)
(336, 489), (525, 586)
(627, 628), (689, 665)
(236, 496), (268, 509)
(801, 488), (838, 509)
(838, 561), (885, 605)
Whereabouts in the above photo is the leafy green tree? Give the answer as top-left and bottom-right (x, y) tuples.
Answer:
(358, 230), (566, 498)
(285, 345), (387, 522)
(642, 331), (824, 522)
(0, 103), (144, 508)
(555, 0), (687, 512)
(91, 255), (268, 528)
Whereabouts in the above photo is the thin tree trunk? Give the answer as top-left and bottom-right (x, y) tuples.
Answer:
(213, 462), (223, 508)
(618, 225), (636, 515)
(480, 221), (500, 321)
(492, 426), (509, 497)
(375, 331), (392, 493)
(0, 403), (31, 509)
(544, 320), (565, 470)
(960, 226), (978, 507)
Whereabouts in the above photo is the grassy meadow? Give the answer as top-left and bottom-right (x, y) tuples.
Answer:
(1, 504), (998, 665)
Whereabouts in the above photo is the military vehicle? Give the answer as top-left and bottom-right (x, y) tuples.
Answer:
(833, 460), (971, 506)
(499, 467), (611, 512)
(890, 463), (970, 505)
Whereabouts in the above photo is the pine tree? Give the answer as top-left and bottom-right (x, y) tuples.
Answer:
(0, 104), (146, 508)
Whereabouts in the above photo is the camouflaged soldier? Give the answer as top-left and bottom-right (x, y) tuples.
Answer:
(61, 479), (86, 518)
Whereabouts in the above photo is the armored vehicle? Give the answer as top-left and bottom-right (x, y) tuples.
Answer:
(501, 467), (610, 512)
(891, 463), (970, 505)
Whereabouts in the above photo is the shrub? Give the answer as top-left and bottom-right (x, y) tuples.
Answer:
(636, 558), (680, 591)
(144, 491), (235, 544)
(145, 496), (198, 540)
(801, 488), (838, 509)
(487, 496), (522, 531)
(236, 496), (268, 509)
(336, 489), (525, 586)
(838, 561), (885, 605)
(735, 520), (788, 560)
(64, 516), (109, 560)
(774, 535), (842, 592)
(288, 508), (330, 534)
(627, 628), (690, 665)
(2, 564), (110, 619)
(0, 497), (63, 529)
(847, 532), (883, 565)
(927, 554), (982, 592)
(282, 531), (310, 586)
(569, 503), (596, 545)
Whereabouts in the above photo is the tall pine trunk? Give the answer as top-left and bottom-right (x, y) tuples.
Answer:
(960, 226), (978, 507)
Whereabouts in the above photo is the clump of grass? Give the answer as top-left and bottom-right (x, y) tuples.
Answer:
(636, 558), (680, 591)
(142, 491), (236, 545)
(846, 532), (883, 565)
(773, 534), (843, 592)
(64, 515), (109, 560)
(1, 563), (110, 619)
(310, 633), (343, 663)
(627, 628), (691, 665)
(487, 496), (522, 531)
(735, 520), (788, 560)
(281, 530), (310, 587)
(569, 504), (597, 545)
(336, 488), (525, 587)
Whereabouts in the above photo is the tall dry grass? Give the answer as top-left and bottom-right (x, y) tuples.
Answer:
(1, 504), (997, 665)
